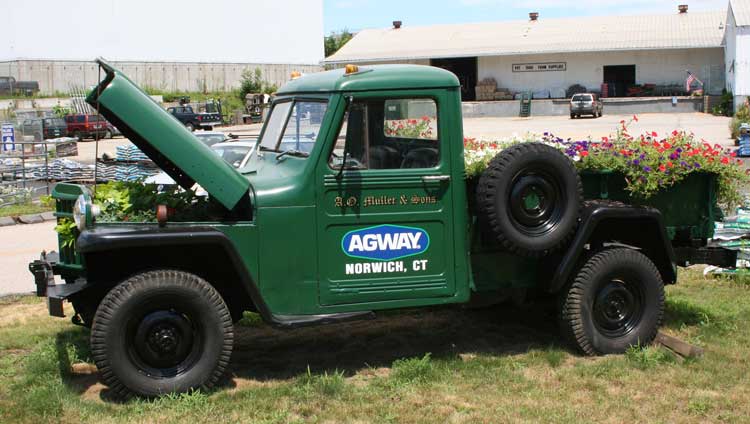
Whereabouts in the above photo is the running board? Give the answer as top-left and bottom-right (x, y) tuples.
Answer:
(270, 311), (375, 328)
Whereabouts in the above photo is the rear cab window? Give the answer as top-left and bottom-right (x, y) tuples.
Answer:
(572, 94), (593, 102)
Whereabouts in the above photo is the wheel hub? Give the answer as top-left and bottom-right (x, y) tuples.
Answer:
(593, 279), (643, 337)
(509, 172), (562, 235)
(133, 310), (195, 369)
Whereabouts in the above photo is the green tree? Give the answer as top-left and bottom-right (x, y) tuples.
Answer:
(324, 29), (353, 57)
(238, 68), (277, 101)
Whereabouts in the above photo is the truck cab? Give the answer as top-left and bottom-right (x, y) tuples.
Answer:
(30, 60), (677, 399)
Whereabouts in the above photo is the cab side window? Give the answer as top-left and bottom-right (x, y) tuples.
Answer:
(329, 98), (439, 170)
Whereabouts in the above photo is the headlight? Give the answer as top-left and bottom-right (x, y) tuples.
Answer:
(73, 194), (101, 231)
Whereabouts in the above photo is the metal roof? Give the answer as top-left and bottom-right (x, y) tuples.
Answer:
(731, 0), (750, 26)
(324, 11), (726, 64)
(277, 64), (459, 94)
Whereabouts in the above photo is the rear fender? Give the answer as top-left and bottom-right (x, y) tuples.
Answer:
(548, 202), (677, 293)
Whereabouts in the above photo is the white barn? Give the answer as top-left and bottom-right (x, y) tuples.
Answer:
(324, 4), (739, 108)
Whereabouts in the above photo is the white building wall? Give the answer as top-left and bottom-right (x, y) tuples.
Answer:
(0, 60), (323, 95)
(727, 3), (750, 108)
(478, 49), (725, 96)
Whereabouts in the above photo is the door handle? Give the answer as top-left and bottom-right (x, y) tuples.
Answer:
(422, 175), (451, 182)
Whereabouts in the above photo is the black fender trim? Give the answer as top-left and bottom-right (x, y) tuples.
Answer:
(76, 226), (376, 329)
(548, 201), (677, 293)
(77, 225), (276, 323)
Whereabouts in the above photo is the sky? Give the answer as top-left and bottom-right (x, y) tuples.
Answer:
(2, 0), (324, 64)
(324, 0), (729, 33)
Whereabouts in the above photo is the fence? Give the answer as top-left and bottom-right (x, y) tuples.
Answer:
(0, 140), (52, 208)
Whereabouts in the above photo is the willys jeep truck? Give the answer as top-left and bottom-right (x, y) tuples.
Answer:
(30, 60), (679, 398)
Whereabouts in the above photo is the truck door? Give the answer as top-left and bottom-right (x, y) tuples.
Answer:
(316, 92), (457, 306)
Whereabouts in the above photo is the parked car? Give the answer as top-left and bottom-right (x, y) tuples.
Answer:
(65, 114), (110, 140)
(167, 105), (222, 131)
(194, 131), (228, 147)
(570, 93), (603, 118)
(145, 140), (254, 186)
(21, 117), (68, 141)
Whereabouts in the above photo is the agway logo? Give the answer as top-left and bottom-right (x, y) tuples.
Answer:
(342, 224), (429, 261)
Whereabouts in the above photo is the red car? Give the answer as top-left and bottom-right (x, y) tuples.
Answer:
(64, 114), (111, 141)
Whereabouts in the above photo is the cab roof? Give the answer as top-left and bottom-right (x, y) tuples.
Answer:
(277, 64), (460, 95)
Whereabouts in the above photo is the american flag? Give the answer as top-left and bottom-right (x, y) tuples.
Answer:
(685, 71), (702, 92)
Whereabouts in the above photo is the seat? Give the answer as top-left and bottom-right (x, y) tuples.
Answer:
(400, 147), (438, 168)
(369, 145), (400, 169)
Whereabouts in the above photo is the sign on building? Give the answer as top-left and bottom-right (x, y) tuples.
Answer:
(1, 123), (15, 151)
(512, 62), (567, 72)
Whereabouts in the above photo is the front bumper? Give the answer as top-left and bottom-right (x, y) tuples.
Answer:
(29, 251), (88, 317)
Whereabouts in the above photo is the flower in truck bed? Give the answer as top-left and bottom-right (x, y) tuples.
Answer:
(463, 117), (748, 206)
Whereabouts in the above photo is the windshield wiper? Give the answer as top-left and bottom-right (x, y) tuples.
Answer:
(276, 149), (309, 161)
(258, 145), (277, 152)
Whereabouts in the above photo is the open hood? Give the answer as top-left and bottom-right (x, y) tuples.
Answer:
(86, 59), (250, 210)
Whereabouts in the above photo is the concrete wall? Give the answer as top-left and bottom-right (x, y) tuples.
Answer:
(477, 48), (725, 96)
(0, 60), (323, 95)
(462, 97), (704, 118)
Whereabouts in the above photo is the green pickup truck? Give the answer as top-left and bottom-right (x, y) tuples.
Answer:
(29, 60), (731, 399)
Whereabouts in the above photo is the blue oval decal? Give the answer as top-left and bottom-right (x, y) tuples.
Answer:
(341, 224), (430, 261)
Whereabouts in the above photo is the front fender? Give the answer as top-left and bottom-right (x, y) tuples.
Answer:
(77, 225), (272, 321)
(548, 201), (677, 293)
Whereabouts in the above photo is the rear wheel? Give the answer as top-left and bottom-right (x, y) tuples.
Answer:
(73, 131), (83, 141)
(91, 270), (234, 399)
(104, 130), (112, 139)
(570, 113), (575, 119)
(185, 122), (195, 132)
(559, 248), (665, 355)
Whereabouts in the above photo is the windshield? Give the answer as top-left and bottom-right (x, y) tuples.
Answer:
(258, 100), (328, 154)
(195, 133), (226, 146)
(212, 145), (252, 168)
(44, 118), (65, 126)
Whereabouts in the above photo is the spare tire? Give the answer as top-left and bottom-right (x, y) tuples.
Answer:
(476, 142), (582, 257)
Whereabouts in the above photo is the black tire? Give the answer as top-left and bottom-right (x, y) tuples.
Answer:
(592, 111), (598, 119)
(185, 122), (195, 132)
(559, 248), (665, 355)
(73, 131), (83, 142)
(570, 113), (575, 119)
(91, 270), (234, 399)
(476, 142), (582, 257)
(205, 126), (213, 131)
(104, 130), (112, 139)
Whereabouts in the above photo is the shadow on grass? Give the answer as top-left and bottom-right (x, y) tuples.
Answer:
(50, 301), (565, 399)
(226, 301), (562, 384)
(662, 298), (714, 329)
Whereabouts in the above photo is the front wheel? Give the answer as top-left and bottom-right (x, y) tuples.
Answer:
(91, 270), (234, 399)
(559, 248), (664, 355)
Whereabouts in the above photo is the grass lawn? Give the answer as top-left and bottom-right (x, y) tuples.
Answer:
(1, 267), (749, 423)
(0, 203), (53, 218)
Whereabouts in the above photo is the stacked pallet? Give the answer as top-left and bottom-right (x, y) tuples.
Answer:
(116, 145), (149, 162)
(493, 89), (513, 101)
(475, 78), (497, 101)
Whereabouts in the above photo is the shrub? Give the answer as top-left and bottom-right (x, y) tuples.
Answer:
(730, 103), (750, 139)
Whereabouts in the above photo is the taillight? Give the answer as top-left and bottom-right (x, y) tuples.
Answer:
(197, 115), (202, 121)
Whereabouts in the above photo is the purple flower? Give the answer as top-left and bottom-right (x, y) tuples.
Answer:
(694, 162), (701, 169)
(676, 148), (683, 153)
(669, 153), (679, 160)
(639, 153), (646, 160)
(643, 166), (652, 172)
(680, 161), (688, 167)
(543, 132), (549, 136)
(633, 159), (641, 166)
